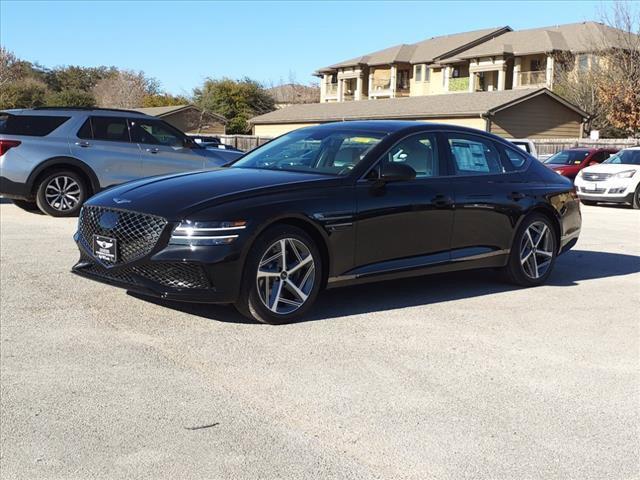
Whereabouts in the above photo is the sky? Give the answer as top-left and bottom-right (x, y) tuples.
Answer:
(1, 0), (607, 95)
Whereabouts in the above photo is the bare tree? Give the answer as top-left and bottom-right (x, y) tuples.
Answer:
(553, 1), (640, 136)
(92, 70), (158, 108)
(0, 46), (20, 88)
(597, 1), (640, 136)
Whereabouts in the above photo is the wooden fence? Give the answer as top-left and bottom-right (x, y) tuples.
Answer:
(214, 135), (637, 155)
(532, 138), (637, 157)
(217, 135), (272, 151)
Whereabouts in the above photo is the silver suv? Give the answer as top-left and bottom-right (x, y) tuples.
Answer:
(0, 108), (243, 216)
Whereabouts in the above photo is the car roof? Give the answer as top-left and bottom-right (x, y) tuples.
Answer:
(1, 107), (152, 118)
(295, 120), (512, 139)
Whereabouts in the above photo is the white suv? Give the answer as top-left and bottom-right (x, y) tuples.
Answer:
(574, 146), (640, 208)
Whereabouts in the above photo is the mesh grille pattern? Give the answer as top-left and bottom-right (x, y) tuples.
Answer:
(132, 263), (210, 289)
(582, 172), (612, 181)
(79, 206), (167, 264)
(77, 253), (209, 290)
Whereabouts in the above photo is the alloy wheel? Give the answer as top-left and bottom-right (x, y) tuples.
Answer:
(520, 221), (554, 279)
(44, 175), (81, 212)
(256, 238), (316, 315)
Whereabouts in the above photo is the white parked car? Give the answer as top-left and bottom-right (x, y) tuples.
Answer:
(574, 146), (640, 208)
(507, 138), (538, 159)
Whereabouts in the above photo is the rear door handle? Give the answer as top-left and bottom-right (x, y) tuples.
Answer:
(145, 147), (159, 154)
(509, 192), (526, 201)
(432, 194), (454, 208)
(75, 141), (91, 147)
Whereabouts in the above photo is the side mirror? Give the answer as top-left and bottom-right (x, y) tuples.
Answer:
(379, 162), (416, 182)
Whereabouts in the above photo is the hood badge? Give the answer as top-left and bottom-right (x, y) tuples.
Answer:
(113, 197), (131, 204)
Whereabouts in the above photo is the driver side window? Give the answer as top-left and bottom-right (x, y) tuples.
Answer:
(380, 133), (439, 178)
(129, 119), (185, 147)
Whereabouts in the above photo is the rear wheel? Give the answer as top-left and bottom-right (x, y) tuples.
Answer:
(503, 214), (557, 287)
(11, 199), (41, 213)
(235, 225), (322, 324)
(35, 170), (87, 217)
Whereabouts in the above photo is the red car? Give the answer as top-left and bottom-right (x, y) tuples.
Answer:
(543, 147), (619, 179)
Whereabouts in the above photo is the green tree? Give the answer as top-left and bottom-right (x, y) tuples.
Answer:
(45, 88), (95, 107)
(193, 78), (275, 134)
(0, 78), (48, 108)
(141, 93), (189, 107)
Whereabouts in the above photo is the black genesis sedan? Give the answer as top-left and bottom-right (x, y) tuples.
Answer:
(72, 121), (581, 324)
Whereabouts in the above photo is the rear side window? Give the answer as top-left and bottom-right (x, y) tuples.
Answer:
(503, 146), (529, 169)
(0, 113), (70, 136)
(446, 134), (504, 175)
(87, 116), (130, 142)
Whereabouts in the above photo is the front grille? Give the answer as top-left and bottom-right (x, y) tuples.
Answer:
(579, 186), (606, 194)
(582, 172), (612, 181)
(78, 206), (167, 264)
(132, 263), (210, 289)
(77, 253), (210, 290)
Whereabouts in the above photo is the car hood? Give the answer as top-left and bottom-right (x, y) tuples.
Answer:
(87, 168), (337, 219)
(198, 148), (243, 166)
(581, 163), (640, 174)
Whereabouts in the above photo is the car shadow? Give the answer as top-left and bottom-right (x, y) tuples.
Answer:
(127, 249), (640, 324)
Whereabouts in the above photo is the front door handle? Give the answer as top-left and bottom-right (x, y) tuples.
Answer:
(75, 141), (91, 147)
(145, 147), (159, 154)
(508, 192), (526, 201)
(432, 194), (454, 208)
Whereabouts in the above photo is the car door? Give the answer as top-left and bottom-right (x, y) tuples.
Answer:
(354, 131), (454, 273)
(444, 132), (530, 260)
(71, 116), (143, 187)
(128, 118), (205, 176)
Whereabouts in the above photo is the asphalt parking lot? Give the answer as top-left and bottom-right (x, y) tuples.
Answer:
(1, 200), (639, 480)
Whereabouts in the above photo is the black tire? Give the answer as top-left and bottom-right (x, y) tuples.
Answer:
(632, 185), (640, 210)
(35, 170), (88, 217)
(581, 199), (597, 206)
(502, 213), (558, 287)
(235, 225), (323, 324)
(11, 199), (41, 213)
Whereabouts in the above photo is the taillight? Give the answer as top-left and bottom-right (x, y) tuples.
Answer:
(0, 140), (21, 156)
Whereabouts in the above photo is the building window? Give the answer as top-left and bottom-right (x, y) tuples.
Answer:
(452, 67), (461, 78)
(531, 59), (544, 71)
(415, 64), (423, 82)
(577, 54), (589, 71)
(398, 70), (410, 89)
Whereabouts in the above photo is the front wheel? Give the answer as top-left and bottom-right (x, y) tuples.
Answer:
(503, 214), (557, 287)
(35, 170), (87, 217)
(235, 225), (323, 324)
(632, 185), (640, 209)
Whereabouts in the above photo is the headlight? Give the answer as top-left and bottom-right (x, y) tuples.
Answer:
(169, 220), (246, 246)
(614, 170), (636, 179)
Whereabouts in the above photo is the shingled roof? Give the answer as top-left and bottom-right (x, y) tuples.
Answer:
(454, 21), (631, 58)
(317, 26), (510, 73)
(250, 88), (588, 125)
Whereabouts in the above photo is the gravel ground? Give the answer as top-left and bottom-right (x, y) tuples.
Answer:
(1, 200), (639, 480)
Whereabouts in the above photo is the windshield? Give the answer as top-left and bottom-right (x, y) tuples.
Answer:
(231, 127), (386, 175)
(544, 150), (590, 165)
(604, 149), (640, 165)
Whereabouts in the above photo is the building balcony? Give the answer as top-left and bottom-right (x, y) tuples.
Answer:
(324, 83), (338, 99)
(449, 77), (469, 92)
(518, 70), (547, 87)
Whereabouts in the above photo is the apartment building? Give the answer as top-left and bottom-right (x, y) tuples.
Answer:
(315, 22), (627, 103)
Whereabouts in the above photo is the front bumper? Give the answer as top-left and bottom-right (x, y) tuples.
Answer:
(72, 234), (243, 304)
(577, 192), (634, 204)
